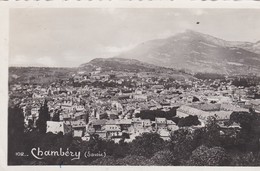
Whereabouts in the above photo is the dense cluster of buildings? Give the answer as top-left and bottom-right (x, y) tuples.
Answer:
(9, 68), (260, 142)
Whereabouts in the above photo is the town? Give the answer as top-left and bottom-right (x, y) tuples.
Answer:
(8, 65), (260, 143)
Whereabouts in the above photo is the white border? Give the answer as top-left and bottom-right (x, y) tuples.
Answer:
(1, 1), (260, 171)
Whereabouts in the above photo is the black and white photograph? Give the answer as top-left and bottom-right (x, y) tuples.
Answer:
(7, 8), (260, 166)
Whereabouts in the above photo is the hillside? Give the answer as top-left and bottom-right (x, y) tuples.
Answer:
(118, 30), (260, 76)
(9, 67), (76, 85)
(9, 58), (196, 85)
(79, 57), (160, 72)
(78, 57), (195, 80)
(228, 40), (260, 54)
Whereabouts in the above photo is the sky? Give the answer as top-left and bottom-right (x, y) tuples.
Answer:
(9, 8), (260, 67)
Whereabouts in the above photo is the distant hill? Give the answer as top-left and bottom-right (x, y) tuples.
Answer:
(79, 57), (163, 72)
(9, 67), (76, 85)
(118, 30), (260, 76)
(9, 58), (195, 85)
(78, 57), (195, 80)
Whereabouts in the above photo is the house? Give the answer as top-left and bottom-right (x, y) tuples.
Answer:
(209, 111), (233, 121)
(166, 120), (178, 131)
(177, 104), (235, 123)
(177, 105), (211, 121)
(73, 130), (83, 138)
(157, 129), (170, 141)
(135, 88), (143, 95)
(32, 93), (44, 99)
(219, 122), (241, 129)
(220, 103), (248, 112)
(74, 105), (85, 112)
(82, 132), (91, 141)
(133, 94), (148, 101)
(151, 85), (164, 91)
(254, 106), (260, 114)
(31, 107), (40, 118)
(91, 119), (107, 131)
(97, 112), (108, 120)
(46, 121), (71, 135)
(106, 110), (119, 119)
(191, 103), (221, 111)
(94, 131), (107, 139)
(105, 119), (118, 125)
(129, 128), (151, 140)
(71, 119), (86, 130)
(111, 101), (123, 111)
(132, 118), (143, 130)
(102, 125), (122, 138)
(110, 114), (119, 120)
(87, 120), (107, 139)
(61, 113), (71, 124)
(61, 101), (73, 112)
(73, 112), (86, 120)
(118, 119), (132, 131)
(155, 117), (167, 125)
(155, 118), (167, 130)
(142, 119), (152, 127)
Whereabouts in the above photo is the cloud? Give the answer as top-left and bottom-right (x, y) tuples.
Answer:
(193, 9), (207, 16)
(10, 9), (260, 67)
(104, 45), (135, 54)
(35, 56), (57, 67)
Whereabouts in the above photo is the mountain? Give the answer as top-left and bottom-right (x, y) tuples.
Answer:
(118, 30), (260, 76)
(79, 57), (195, 80)
(79, 57), (161, 72)
(231, 40), (260, 54)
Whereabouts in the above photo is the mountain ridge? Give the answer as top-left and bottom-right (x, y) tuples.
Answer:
(117, 30), (260, 76)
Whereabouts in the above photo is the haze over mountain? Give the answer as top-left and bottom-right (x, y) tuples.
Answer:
(117, 30), (260, 76)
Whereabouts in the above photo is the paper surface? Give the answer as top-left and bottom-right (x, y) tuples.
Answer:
(1, 0), (260, 170)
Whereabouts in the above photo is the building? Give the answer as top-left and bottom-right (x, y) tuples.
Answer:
(46, 121), (71, 135)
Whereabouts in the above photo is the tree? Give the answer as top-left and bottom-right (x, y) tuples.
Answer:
(36, 100), (50, 134)
(229, 111), (259, 152)
(112, 142), (129, 159)
(8, 105), (25, 165)
(136, 108), (177, 121)
(129, 132), (165, 158)
(116, 155), (151, 165)
(230, 152), (260, 166)
(52, 109), (60, 122)
(169, 128), (199, 163)
(192, 96), (200, 102)
(8, 105), (24, 136)
(172, 117), (181, 125)
(188, 145), (230, 166)
(91, 156), (117, 165)
(202, 116), (221, 147)
(150, 150), (178, 166)
(178, 115), (200, 127)
(230, 111), (255, 132)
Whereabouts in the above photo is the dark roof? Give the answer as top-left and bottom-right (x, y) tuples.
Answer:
(92, 119), (107, 126)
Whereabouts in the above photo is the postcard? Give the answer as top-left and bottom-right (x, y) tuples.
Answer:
(0, 0), (260, 170)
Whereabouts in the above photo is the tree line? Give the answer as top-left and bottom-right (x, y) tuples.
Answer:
(8, 102), (260, 166)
